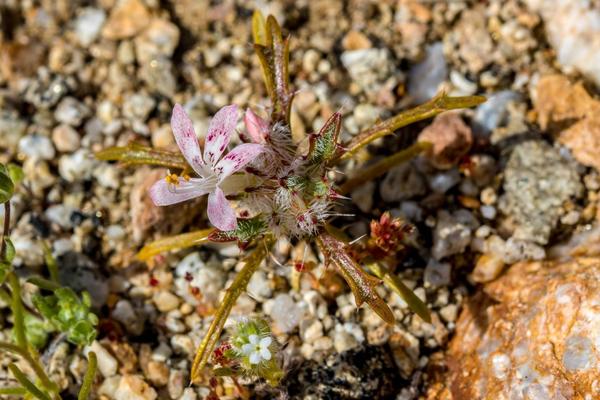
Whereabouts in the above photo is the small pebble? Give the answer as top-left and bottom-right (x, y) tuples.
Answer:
(55, 97), (90, 126)
(114, 375), (157, 400)
(86, 341), (118, 378)
(153, 291), (180, 313)
(74, 8), (106, 47)
(52, 124), (80, 152)
(480, 205), (497, 220)
(268, 293), (304, 333)
(19, 135), (56, 160)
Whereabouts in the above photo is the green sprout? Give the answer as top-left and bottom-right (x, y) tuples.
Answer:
(0, 163), (98, 399)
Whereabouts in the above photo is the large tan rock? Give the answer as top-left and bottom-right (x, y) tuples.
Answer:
(429, 257), (600, 399)
(534, 75), (600, 172)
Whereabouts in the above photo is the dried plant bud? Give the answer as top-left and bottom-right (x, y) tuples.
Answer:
(368, 212), (416, 259)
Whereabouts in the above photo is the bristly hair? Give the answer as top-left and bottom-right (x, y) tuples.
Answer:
(268, 122), (297, 171)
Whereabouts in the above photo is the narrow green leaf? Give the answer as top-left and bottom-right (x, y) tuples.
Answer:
(8, 363), (52, 400)
(0, 387), (27, 396)
(339, 141), (432, 195)
(78, 351), (97, 400)
(28, 276), (60, 291)
(336, 93), (486, 163)
(95, 143), (187, 170)
(42, 243), (59, 283)
(368, 262), (431, 323)
(137, 228), (214, 262)
(8, 272), (27, 349)
(190, 238), (273, 383)
(316, 233), (395, 324)
(0, 342), (58, 394)
(254, 15), (293, 124)
(252, 10), (267, 46)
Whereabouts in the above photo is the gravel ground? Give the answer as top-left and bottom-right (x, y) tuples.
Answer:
(1, 0), (599, 399)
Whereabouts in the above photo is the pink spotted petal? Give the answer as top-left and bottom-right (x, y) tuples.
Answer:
(244, 109), (269, 144)
(207, 187), (237, 231)
(148, 177), (212, 206)
(170, 104), (208, 177)
(204, 105), (238, 167)
(214, 143), (265, 182)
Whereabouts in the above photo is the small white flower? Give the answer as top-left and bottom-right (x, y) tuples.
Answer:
(241, 334), (272, 364)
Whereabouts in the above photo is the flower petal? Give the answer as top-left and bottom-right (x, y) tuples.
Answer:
(207, 187), (237, 231)
(204, 104), (238, 167)
(148, 177), (212, 206)
(260, 347), (271, 361)
(214, 143), (265, 181)
(259, 337), (272, 348)
(244, 109), (269, 143)
(241, 343), (254, 356)
(248, 334), (259, 345)
(249, 351), (261, 365)
(171, 104), (208, 176)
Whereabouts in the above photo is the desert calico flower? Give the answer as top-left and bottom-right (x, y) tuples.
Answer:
(241, 334), (273, 364)
(149, 104), (264, 231)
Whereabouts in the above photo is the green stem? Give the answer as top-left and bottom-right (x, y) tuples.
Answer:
(1, 201), (11, 259)
(27, 276), (60, 291)
(136, 228), (214, 262)
(368, 262), (431, 323)
(190, 238), (273, 383)
(8, 272), (26, 349)
(0, 343), (57, 394)
(0, 387), (27, 396)
(336, 93), (485, 163)
(8, 363), (52, 400)
(95, 143), (187, 170)
(338, 141), (432, 195)
(43, 243), (59, 283)
(77, 351), (97, 400)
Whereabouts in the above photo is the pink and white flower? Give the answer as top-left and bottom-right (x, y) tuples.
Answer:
(149, 104), (264, 231)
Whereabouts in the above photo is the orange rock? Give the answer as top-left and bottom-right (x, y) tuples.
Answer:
(471, 253), (504, 283)
(559, 116), (600, 172)
(102, 0), (151, 40)
(418, 112), (473, 169)
(342, 30), (372, 51)
(534, 75), (597, 131)
(534, 74), (600, 172)
(429, 257), (600, 399)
